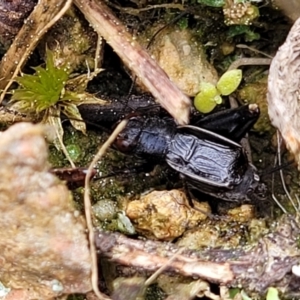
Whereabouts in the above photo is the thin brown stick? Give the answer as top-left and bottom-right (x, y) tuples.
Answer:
(228, 57), (271, 71)
(74, 0), (191, 125)
(84, 119), (128, 300)
(0, 107), (30, 124)
(0, 0), (72, 101)
(144, 247), (185, 286)
(94, 35), (104, 71)
(236, 44), (273, 59)
(95, 214), (300, 295)
(96, 231), (234, 283)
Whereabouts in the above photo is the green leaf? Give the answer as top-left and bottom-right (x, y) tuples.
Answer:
(244, 31), (260, 42)
(217, 69), (242, 96)
(61, 103), (86, 134)
(45, 46), (55, 74)
(15, 74), (47, 94)
(227, 25), (260, 42)
(266, 287), (280, 300)
(43, 107), (64, 151)
(229, 288), (240, 299)
(194, 82), (221, 113)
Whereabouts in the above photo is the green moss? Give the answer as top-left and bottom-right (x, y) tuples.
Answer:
(10, 47), (105, 151)
(48, 123), (175, 217)
(66, 144), (82, 163)
(145, 284), (166, 300)
(11, 47), (71, 113)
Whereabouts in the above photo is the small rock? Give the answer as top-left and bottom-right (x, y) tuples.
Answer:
(0, 123), (91, 299)
(143, 27), (218, 96)
(126, 189), (210, 241)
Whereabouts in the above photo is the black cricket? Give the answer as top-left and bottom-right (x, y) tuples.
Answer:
(78, 96), (266, 203)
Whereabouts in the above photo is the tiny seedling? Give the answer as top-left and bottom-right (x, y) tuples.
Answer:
(194, 69), (242, 113)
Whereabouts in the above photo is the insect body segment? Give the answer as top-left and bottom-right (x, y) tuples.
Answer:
(115, 116), (176, 158)
(78, 94), (159, 125)
(115, 104), (265, 203)
(166, 127), (247, 187)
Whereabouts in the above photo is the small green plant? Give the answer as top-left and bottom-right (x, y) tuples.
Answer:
(266, 287), (280, 300)
(11, 47), (73, 113)
(10, 47), (103, 150)
(227, 25), (260, 42)
(194, 69), (242, 113)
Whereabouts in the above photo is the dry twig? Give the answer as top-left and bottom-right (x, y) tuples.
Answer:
(74, 0), (191, 125)
(95, 214), (300, 296)
(228, 57), (272, 71)
(84, 119), (128, 300)
(0, 106), (30, 124)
